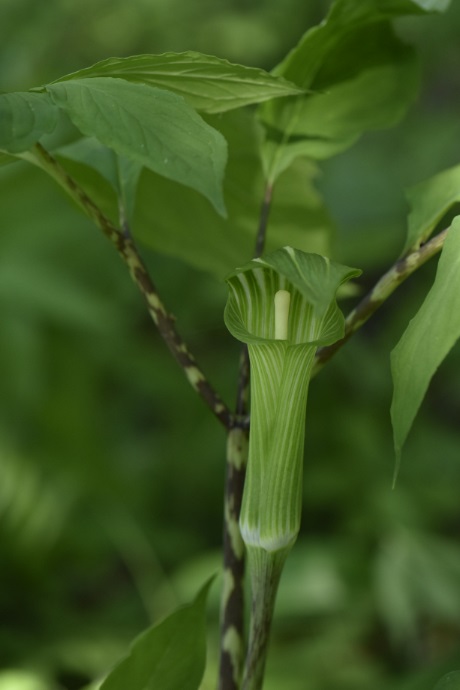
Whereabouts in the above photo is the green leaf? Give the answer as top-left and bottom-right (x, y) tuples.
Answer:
(0, 91), (58, 154)
(57, 137), (119, 189)
(53, 110), (333, 277)
(100, 577), (214, 690)
(261, 136), (358, 183)
(412, 0), (451, 10)
(403, 163), (460, 255)
(117, 155), (143, 227)
(51, 52), (305, 114)
(0, 152), (18, 167)
(57, 138), (142, 225)
(273, 0), (449, 89)
(46, 78), (227, 215)
(135, 111), (334, 276)
(259, 0), (443, 172)
(390, 218), (460, 468)
(277, 24), (417, 140)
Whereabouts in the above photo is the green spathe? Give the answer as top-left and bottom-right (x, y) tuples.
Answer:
(225, 247), (360, 553)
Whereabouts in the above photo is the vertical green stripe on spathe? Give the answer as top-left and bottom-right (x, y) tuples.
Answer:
(245, 343), (316, 551)
(224, 247), (360, 554)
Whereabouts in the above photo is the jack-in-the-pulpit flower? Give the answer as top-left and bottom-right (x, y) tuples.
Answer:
(225, 246), (360, 690)
(225, 246), (360, 557)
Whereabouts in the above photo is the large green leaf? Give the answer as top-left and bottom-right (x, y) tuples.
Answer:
(273, 0), (449, 89)
(390, 218), (460, 466)
(259, 0), (447, 174)
(134, 111), (333, 276)
(403, 163), (460, 255)
(55, 110), (333, 277)
(275, 24), (417, 140)
(0, 91), (58, 154)
(51, 52), (305, 114)
(46, 78), (227, 215)
(100, 578), (213, 690)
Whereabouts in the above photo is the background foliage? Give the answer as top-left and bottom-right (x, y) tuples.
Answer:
(1, 1), (460, 689)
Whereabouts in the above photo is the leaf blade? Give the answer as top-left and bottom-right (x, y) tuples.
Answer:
(403, 163), (460, 254)
(57, 137), (142, 225)
(47, 111), (333, 277)
(0, 91), (58, 154)
(100, 577), (214, 690)
(46, 78), (227, 215)
(390, 218), (460, 465)
(273, 0), (449, 90)
(51, 52), (305, 114)
(259, 0), (446, 175)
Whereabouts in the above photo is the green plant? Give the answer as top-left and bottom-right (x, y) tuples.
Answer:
(1, 1), (460, 689)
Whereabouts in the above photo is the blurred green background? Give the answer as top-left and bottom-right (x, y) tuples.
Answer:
(1, 1), (460, 689)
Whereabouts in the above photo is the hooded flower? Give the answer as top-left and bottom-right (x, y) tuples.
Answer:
(225, 246), (360, 555)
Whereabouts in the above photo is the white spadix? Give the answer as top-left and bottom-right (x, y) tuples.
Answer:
(274, 290), (290, 340)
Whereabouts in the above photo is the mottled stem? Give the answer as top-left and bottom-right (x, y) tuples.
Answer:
(32, 143), (233, 429)
(313, 228), (449, 375)
(219, 424), (248, 690)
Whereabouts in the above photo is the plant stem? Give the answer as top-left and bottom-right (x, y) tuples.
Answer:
(313, 227), (449, 375)
(31, 143), (233, 429)
(254, 184), (273, 258)
(218, 423), (248, 690)
(241, 549), (287, 690)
